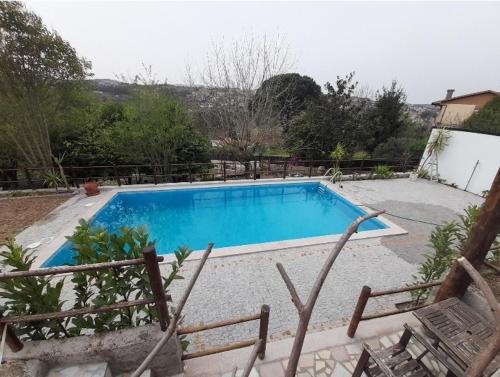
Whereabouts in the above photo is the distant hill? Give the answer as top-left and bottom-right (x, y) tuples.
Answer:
(90, 79), (438, 127)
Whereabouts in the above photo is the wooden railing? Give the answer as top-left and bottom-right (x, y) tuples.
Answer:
(347, 280), (443, 338)
(178, 304), (270, 361)
(0, 246), (169, 352)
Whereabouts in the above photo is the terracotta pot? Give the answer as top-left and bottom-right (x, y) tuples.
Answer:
(83, 181), (100, 196)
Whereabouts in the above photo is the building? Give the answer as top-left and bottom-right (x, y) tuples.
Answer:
(432, 89), (499, 127)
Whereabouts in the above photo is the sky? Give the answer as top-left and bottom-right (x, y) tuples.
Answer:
(25, 1), (500, 104)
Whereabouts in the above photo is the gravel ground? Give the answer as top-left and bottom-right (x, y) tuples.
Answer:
(7, 178), (485, 352)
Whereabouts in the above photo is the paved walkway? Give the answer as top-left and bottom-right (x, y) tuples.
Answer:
(184, 313), (449, 377)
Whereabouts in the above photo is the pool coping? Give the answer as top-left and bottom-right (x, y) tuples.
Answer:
(33, 177), (407, 268)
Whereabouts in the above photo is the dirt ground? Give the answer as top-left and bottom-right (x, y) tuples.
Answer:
(0, 193), (72, 242)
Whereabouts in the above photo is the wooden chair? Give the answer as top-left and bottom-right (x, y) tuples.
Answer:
(352, 324), (464, 377)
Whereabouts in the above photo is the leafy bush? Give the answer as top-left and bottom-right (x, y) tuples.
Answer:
(352, 151), (369, 160)
(462, 97), (500, 136)
(372, 165), (394, 179)
(0, 241), (66, 340)
(411, 205), (499, 303)
(0, 221), (191, 340)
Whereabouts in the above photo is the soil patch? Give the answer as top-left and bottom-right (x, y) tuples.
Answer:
(0, 194), (72, 242)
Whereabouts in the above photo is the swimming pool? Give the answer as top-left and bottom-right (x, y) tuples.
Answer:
(42, 182), (389, 267)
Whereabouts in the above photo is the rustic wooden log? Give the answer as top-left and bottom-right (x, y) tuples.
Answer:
(241, 340), (263, 377)
(0, 296), (162, 324)
(177, 313), (260, 335)
(182, 339), (257, 360)
(143, 246), (169, 330)
(131, 243), (213, 377)
(347, 285), (371, 337)
(258, 305), (270, 359)
(0, 256), (164, 279)
(435, 167), (500, 301)
(360, 303), (429, 321)
(370, 280), (443, 297)
(280, 211), (385, 377)
(457, 257), (500, 377)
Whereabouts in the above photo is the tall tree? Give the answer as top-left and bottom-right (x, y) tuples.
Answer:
(285, 72), (359, 158)
(462, 96), (500, 136)
(361, 81), (408, 152)
(252, 73), (322, 132)
(0, 1), (91, 167)
(187, 34), (291, 161)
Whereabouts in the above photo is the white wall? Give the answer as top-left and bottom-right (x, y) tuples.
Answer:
(419, 129), (500, 195)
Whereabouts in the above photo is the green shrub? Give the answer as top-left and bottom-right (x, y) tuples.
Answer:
(411, 204), (499, 303)
(0, 221), (191, 340)
(0, 240), (67, 340)
(352, 151), (369, 160)
(372, 165), (394, 179)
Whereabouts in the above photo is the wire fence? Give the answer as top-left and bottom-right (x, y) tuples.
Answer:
(0, 157), (420, 191)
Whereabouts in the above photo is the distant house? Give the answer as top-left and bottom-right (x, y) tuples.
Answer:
(432, 89), (500, 127)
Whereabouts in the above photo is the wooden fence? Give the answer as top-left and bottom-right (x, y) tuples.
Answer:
(347, 280), (443, 338)
(178, 304), (270, 361)
(0, 246), (169, 352)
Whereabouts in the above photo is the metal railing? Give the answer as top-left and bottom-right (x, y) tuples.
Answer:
(0, 158), (420, 191)
(0, 246), (169, 352)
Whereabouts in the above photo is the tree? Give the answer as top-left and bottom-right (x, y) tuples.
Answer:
(285, 72), (359, 158)
(187, 34), (291, 161)
(360, 81), (408, 152)
(112, 86), (210, 172)
(252, 73), (321, 132)
(0, 1), (91, 168)
(462, 96), (500, 135)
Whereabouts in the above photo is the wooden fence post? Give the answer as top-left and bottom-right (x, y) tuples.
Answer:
(258, 304), (270, 359)
(347, 285), (372, 338)
(223, 161), (227, 182)
(143, 246), (169, 330)
(0, 314), (23, 352)
(253, 160), (257, 180)
(283, 160), (288, 179)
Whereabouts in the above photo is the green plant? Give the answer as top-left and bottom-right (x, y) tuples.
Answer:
(0, 241), (67, 340)
(411, 204), (499, 303)
(41, 170), (63, 191)
(352, 151), (369, 160)
(372, 165), (393, 179)
(416, 168), (429, 179)
(329, 143), (346, 164)
(0, 221), (192, 340)
(420, 128), (451, 170)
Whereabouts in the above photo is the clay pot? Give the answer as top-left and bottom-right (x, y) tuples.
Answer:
(83, 181), (100, 196)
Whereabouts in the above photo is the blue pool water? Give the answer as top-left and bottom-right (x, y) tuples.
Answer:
(43, 182), (387, 267)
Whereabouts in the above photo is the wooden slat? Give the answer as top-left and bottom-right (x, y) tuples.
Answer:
(361, 304), (429, 321)
(182, 339), (257, 360)
(178, 313), (260, 335)
(370, 281), (443, 297)
(0, 257), (164, 279)
(0, 296), (168, 324)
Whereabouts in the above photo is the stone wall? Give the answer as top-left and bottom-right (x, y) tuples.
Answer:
(4, 324), (183, 376)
